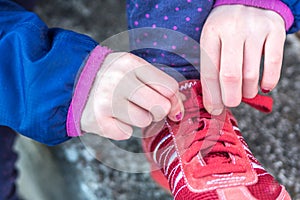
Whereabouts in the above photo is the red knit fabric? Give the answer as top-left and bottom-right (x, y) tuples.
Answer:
(248, 170), (282, 199)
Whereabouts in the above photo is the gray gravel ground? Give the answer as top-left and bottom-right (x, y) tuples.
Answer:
(17, 0), (300, 199)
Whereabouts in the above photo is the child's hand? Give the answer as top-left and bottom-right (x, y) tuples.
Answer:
(200, 5), (286, 115)
(81, 52), (184, 140)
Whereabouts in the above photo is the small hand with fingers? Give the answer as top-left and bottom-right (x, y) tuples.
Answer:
(81, 52), (184, 140)
(200, 5), (286, 115)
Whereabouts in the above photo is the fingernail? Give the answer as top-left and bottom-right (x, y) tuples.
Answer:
(206, 105), (224, 116)
(175, 112), (182, 121)
(211, 109), (223, 116)
(262, 88), (271, 94)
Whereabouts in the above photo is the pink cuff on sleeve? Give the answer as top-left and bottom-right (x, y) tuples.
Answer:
(214, 0), (294, 31)
(67, 45), (112, 137)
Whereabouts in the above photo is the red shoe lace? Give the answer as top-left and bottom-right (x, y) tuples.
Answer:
(174, 89), (273, 178)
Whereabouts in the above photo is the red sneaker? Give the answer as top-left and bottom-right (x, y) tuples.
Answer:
(142, 80), (291, 200)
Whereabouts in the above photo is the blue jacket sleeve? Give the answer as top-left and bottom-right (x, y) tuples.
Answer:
(282, 0), (300, 33)
(0, 0), (98, 145)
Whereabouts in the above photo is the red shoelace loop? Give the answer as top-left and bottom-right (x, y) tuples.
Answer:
(180, 112), (247, 178)
(175, 79), (272, 178)
(176, 92), (273, 178)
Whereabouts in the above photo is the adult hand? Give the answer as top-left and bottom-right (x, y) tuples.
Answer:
(81, 52), (184, 140)
(200, 5), (286, 115)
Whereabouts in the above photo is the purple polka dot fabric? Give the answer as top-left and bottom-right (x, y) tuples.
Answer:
(127, 0), (214, 80)
(0, 126), (18, 200)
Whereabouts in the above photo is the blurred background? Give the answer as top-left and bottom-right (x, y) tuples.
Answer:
(14, 0), (300, 199)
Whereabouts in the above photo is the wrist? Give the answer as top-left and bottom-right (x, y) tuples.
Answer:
(214, 0), (294, 31)
(67, 45), (112, 137)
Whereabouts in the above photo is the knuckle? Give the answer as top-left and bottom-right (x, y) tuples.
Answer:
(280, 31), (286, 39)
(112, 53), (137, 71)
(243, 73), (258, 83)
(270, 20), (285, 32)
(97, 98), (112, 111)
(273, 26), (286, 38)
(201, 26), (219, 45)
(220, 73), (241, 83)
(118, 52), (131, 63)
(266, 56), (282, 67)
(202, 24), (215, 36)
